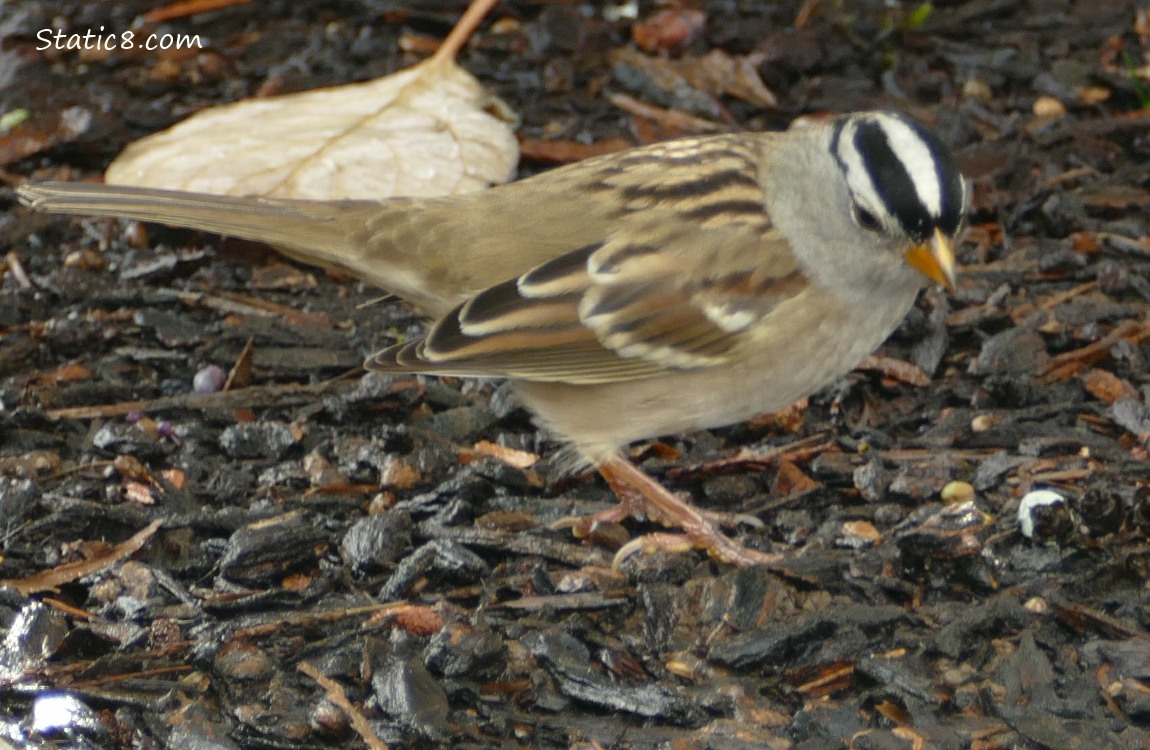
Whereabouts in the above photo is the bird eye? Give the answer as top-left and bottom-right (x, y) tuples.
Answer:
(853, 205), (882, 232)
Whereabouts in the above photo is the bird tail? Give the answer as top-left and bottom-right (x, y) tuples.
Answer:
(16, 181), (382, 280)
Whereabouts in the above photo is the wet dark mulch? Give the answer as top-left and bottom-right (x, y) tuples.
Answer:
(3, 1), (1150, 748)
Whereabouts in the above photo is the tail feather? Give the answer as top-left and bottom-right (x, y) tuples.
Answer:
(16, 181), (381, 281)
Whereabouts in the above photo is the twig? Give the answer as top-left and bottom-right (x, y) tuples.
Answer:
(1009, 279), (1100, 323)
(2, 520), (163, 595)
(143, 0), (252, 24)
(298, 662), (389, 750)
(608, 92), (726, 134)
(1039, 319), (1150, 382)
(5, 251), (33, 289)
(43, 378), (356, 420)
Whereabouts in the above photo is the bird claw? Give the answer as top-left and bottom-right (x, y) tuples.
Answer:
(612, 531), (782, 569)
(551, 455), (781, 568)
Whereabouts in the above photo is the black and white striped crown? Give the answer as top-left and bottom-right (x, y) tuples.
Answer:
(831, 112), (966, 242)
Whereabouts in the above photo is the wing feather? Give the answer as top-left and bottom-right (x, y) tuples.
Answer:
(366, 135), (815, 384)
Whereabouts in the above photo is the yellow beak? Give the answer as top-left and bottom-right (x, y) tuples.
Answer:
(904, 227), (956, 291)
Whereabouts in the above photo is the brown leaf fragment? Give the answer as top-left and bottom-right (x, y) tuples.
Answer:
(839, 520), (882, 548)
(111, 454), (152, 482)
(474, 510), (537, 532)
(283, 572), (312, 591)
(378, 455), (423, 490)
(0, 107), (92, 168)
(1082, 369), (1139, 405)
(398, 32), (444, 56)
(793, 0), (820, 28)
(162, 468), (187, 489)
(632, 9), (706, 54)
(62, 248), (108, 270)
(771, 460), (818, 497)
(31, 362), (93, 385)
(679, 50), (779, 108)
(1042, 167), (1098, 190)
(224, 337), (254, 391)
(2, 520), (163, 595)
(857, 355), (931, 387)
(875, 698), (912, 726)
(391, 606), (446, 636)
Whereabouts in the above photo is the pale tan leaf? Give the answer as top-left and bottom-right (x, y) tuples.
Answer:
(105, 55), (519, 200)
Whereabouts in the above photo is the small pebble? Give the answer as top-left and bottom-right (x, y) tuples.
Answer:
(1023, 596), (1049, 614)
(1033, 95), (1067, 118)
(970, 414), (999, 433)
(193, 364), (227, 393)
(941, 481), (975, 504)
(962, 77), (993, 101)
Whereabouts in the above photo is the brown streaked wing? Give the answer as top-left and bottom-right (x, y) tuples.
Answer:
(366, 134), (814, 385)
(365, 244), (670, 383)
(366, 231), (811, 384)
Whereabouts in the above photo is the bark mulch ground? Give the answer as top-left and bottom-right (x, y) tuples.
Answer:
(2, 1), (1150, 748)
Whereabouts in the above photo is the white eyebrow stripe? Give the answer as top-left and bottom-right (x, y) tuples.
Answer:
(835, 121), (885, 219)
(875, 115), (942, 216)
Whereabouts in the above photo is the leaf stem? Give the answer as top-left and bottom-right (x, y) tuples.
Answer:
(433, 0), (500, 65)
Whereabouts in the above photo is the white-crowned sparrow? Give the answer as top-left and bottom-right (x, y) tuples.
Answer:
(17, 110), (967, 566)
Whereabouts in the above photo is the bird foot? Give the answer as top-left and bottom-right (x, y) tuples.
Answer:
(612, 530), (781, 569)
(551, 500), (761, 539)
(553, 454), (778, 568)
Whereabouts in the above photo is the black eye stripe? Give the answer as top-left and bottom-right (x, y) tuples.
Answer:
(853, 120), (932, 240)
